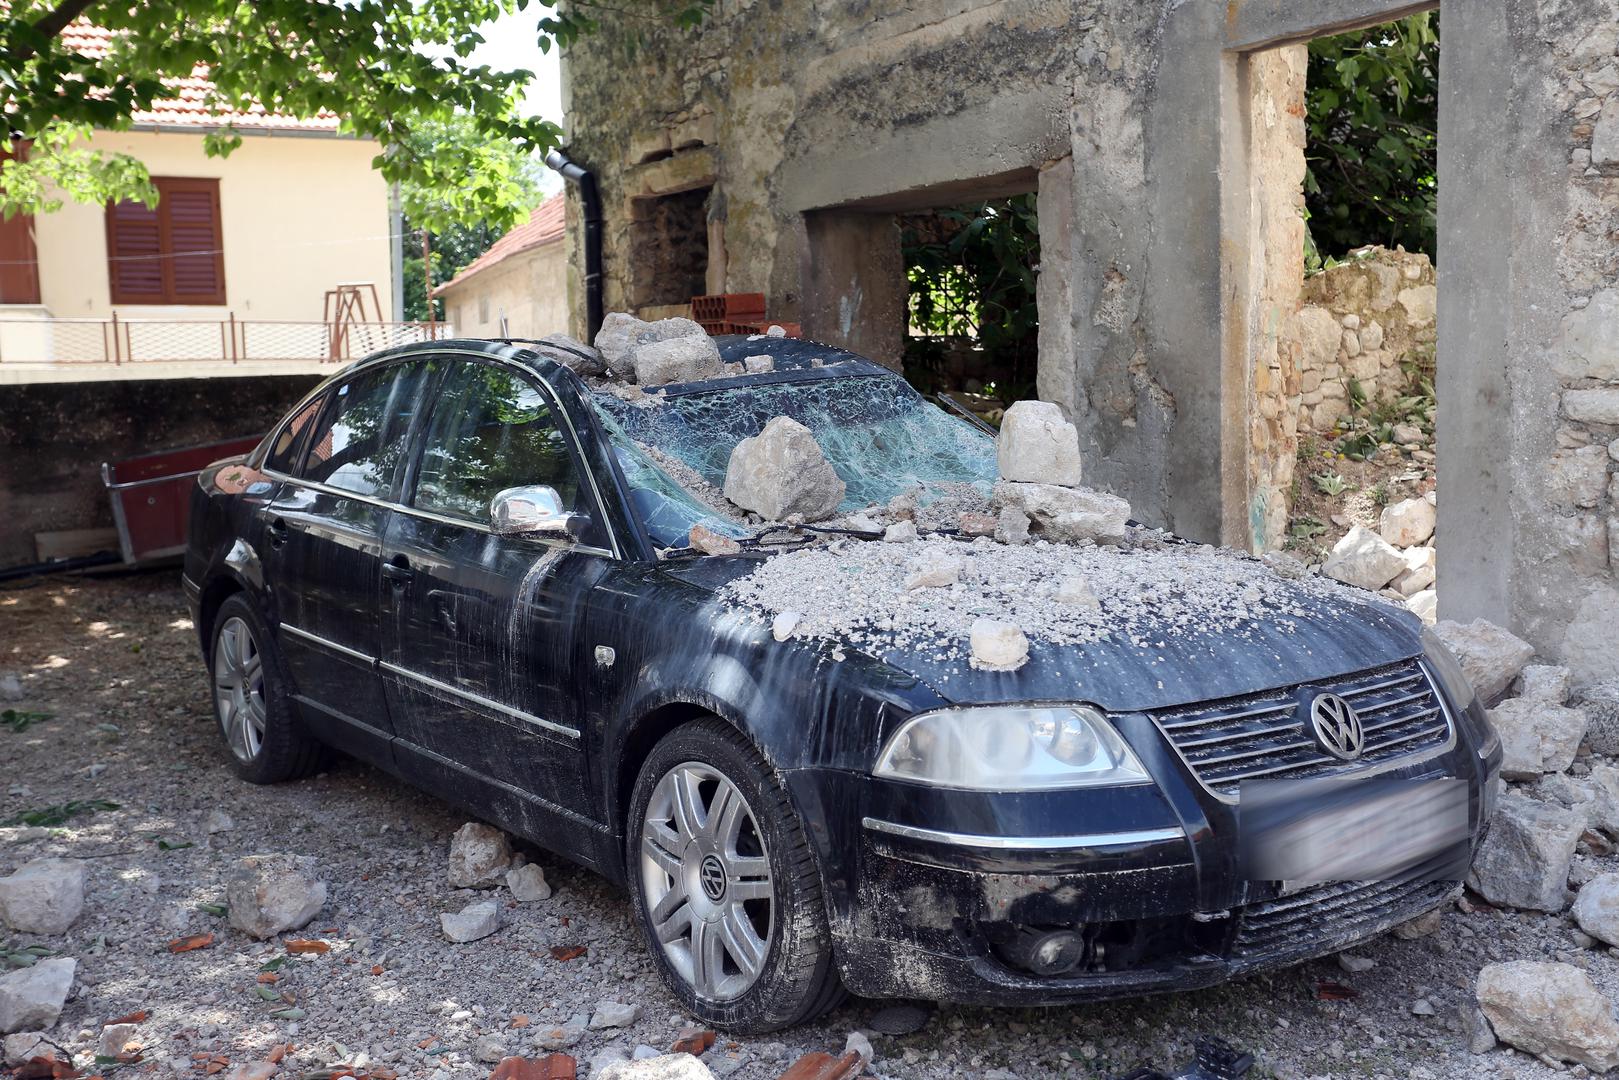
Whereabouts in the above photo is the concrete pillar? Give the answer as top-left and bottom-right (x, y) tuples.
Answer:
(799, 211), (905, 369)
(1035, 155), (1076, 417)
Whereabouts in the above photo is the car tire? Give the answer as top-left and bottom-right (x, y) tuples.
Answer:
(208, 593), (326, 784)
(627, 718), (845, 1033)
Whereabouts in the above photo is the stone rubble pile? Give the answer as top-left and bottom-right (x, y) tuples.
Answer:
(1321, 491), (1438, 623)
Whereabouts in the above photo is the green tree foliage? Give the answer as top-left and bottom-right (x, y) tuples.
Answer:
(902, 195), (1040, 398)
(0, 0), (704, 229)
(1305, 13), (1439, 261)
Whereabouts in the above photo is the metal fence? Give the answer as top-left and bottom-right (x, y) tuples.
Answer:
(0, 315), (456, 366)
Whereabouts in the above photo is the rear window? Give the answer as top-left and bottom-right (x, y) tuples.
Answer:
(264, 394), (325, 474)
(297, 364), (428, 499)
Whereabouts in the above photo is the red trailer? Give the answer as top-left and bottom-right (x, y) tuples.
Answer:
(101, 435), (263, 564)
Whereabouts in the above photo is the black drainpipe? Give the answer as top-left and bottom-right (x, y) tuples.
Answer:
(545, 147), (604, 343)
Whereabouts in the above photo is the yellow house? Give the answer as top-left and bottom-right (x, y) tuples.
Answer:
(0, 22), (416, 382)
(433, 197), (571, 339)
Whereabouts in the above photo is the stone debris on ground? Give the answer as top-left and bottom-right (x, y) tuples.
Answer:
(0, 857), (84, 935)
(1489, 697), (1590, 780)
(722, 416), (846, 523)
(448, 821), (515, 888)
(1321, 523), (1408, 591)
(1467, 791), (1583, 912)
(507, 862), (553, 902)
(0, 958), (75, 1035)
(224, 853), (326, 940)
(1476, 961), (1619, 1071)
(1572, 872), (1619, 947)
(1432, 618), (1537, 705)
(441, 899), (502, 943)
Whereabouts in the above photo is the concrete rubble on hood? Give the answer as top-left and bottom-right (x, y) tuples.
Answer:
(225, 853), (326, 940)
(722, 416), (845, 522)
(0, 858), (84, 935)
(1433, 618), (1536, 704)
(996, 400), (1082, 485)
(1476, 961), (1619, 1071)
(969, 618), (1030, 671)
(593, 313), (720, 384)
(1467, 791), (1583, 912)
(1321, 524), (1407, 590)
(448, 822), (514, 889)
(0, 958), (75, 1035)
(992, 481), (1130, 545)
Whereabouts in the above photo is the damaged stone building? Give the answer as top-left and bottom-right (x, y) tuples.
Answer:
(558, 0), (1619, 686)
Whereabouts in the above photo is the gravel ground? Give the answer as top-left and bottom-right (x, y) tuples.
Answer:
(1, 572), (1614, 1080)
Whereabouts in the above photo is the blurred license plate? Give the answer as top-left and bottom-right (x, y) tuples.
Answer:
(1240, 776), (1469, 885)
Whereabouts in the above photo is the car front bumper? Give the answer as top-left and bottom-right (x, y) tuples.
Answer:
(789, 694), (1500, 1006)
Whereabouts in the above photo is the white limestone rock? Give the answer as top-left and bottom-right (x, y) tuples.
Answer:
(993, 481), (1130, 544)
(882, 520), (918, 544)
(440, 900), (501, 943)
(722, 417), (846, 523)
(98, 1022), (137, 1059)
(594, 312), (707, 371)
(1391, 545), (1436, 597)
(995, 506), (1031, 545)
(0, 859), (84, 935)
(1322, 524), (1406, 590)
(1467, 792), (1583, 912)
(742, 354), (774, 374)
(632, 334), (725, 387)
(589, 1000), (641, 1030)
(0, 958), (75, 1034)
(225, 854), (325, 940)
(1519, 664), (1573, 704)
(1379, 497), (1436, 548)
(904, 548), (963, 590)
(1055, 574), (1100, 609)
(996, 400), (1082, 486)
(1578, 679), (1619, 756)
(1573, 873), (1619, 947)
(3, 1032), (57, 1068)
(596, 1056), (718, 1080)
(771, 611), (801, 642)
(534, 1013), (590, 1050)
(970, 619), (1029, 671)
(1476, 961), (1619, 1071)
(1534, 766), (1619, 841)
(1433, 618), (1535, 704)
(447, 822), (514, 889)
(506, 863), (552, 902)
(1405, 589), (1438, 626)
(1488, 698), (1588, 780)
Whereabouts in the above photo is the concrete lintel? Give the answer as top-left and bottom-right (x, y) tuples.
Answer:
(1223, 0), (1437, 53)
(624, 147), (718, 200)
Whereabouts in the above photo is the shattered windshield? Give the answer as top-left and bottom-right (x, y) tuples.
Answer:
(592, 374), (999, 546)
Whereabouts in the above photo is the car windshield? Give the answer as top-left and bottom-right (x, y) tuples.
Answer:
(592, 373), (999, 547)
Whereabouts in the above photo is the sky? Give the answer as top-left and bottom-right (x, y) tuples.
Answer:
(465, 10), (565, 194)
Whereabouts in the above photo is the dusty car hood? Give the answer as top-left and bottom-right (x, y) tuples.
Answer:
(663, 553), (1423, 714)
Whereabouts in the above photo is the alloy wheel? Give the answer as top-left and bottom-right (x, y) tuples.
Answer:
(640, 761), (774, 1001)
(214, 615), (266, 763)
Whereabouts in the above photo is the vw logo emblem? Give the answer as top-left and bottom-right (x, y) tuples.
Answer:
(699, 853), (727, 902)
(1307, 692), (1364, 760)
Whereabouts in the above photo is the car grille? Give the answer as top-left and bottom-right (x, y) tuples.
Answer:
(1150, 658), (1451, 799)
(1229, 876), (1454, 961)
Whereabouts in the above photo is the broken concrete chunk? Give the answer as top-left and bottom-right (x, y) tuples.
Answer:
(957, 511), (997, 537)
(771, 611), (802, 642)
(3, 1033), (58, 1068)
(448, 822), (514, 889)
(742, 354), (774, 374)
(1467, 791), (1582, 912)
(995, 507), (1031, 545)
(1391, 545), (1436, 596)
(98, 1023), (137, 1060)
(225, 853), (326, 940)
(441, 900), (501, 943)
(970, 619), (1029, 671)
(0, 858), (84, 935)
(1519, 664), (1573, 704)
(1488, 698), (1587, 779)
(506, 863), (552, 902)
(1476, 961), (1619, 1071)
(1378, 497), (1436, 548)
(996, 400), (1082, 486)
(633, 334), (725, 387)
(993, 481), (1130, 544)
(532, 334), (607, 376)
(882, 521), (918, 543)
(722, 416), (845, 522)
(1322, 524), (1406, 590)
(1433, 618), (1536, 704)
(904, 548), (963, 590)
(593, 312), (707, 371)
(1404, 588), (1438, 625)
(589, 1000), (641, 1030)
(1573, 873), (1619, 947)
(687, 524), (742, 556)
(0, 958), (75, 1035)
(596, 1054), (717, 1080)
(1055, 575), (1100, 609)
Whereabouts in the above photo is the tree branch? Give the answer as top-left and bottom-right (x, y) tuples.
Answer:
(12, 0), (101, 64)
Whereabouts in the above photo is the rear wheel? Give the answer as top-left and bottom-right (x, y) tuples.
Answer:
(628, 719), (844, 1032)
(208, 593), (325, 784)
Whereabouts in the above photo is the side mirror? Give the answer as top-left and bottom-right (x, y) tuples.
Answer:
(489, 485), (585, 539)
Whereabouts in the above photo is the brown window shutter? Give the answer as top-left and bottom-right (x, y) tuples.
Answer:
(105, 177), (225, 305)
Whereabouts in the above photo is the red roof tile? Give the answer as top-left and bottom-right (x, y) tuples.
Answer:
(433, 198), (566, 296)
(62, 21), (343, 133)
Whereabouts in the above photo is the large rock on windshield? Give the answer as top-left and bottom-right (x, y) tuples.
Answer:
(593, 313), (718, 381)
(997, 400), (1082, 485)
(993, 482), (1130, 544)
(1476, 961), (1619, 1071)
(633, 335), (725, 387)
(723, 417), (846, 522)
(1433, 618), (1535, 704)
(1321, 524), (1405, 590)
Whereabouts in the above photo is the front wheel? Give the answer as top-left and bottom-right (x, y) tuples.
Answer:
(627, 719), (844, 1032)
(208, 593), (325, 784)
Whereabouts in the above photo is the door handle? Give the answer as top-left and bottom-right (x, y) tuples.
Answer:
(381, 557), (413, 590)
(266, 517), (289, 548)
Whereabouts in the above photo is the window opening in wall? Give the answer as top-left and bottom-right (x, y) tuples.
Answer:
(900, 194), (1039, 425)
(628, 186), (711, 312)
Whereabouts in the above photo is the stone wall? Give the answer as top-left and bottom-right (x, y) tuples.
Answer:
(1295, 247), (1437, 435)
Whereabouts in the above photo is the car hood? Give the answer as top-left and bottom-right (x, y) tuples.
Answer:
(663, 551), (1424, 714)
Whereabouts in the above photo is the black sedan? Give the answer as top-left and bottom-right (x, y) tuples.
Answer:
(184, 335), (1501, 1033)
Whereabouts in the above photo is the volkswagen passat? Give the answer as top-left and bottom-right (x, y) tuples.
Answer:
(184, 335), (1501, 1032)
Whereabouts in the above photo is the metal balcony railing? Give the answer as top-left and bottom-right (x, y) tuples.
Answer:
(0, 315), (456, 366)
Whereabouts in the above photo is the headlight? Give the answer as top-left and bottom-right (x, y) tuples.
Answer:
(873, 706), (1150, 791)
(1421, 626), (1477, 713)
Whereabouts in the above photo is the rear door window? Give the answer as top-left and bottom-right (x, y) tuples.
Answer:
(298, 364), (428, 499)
